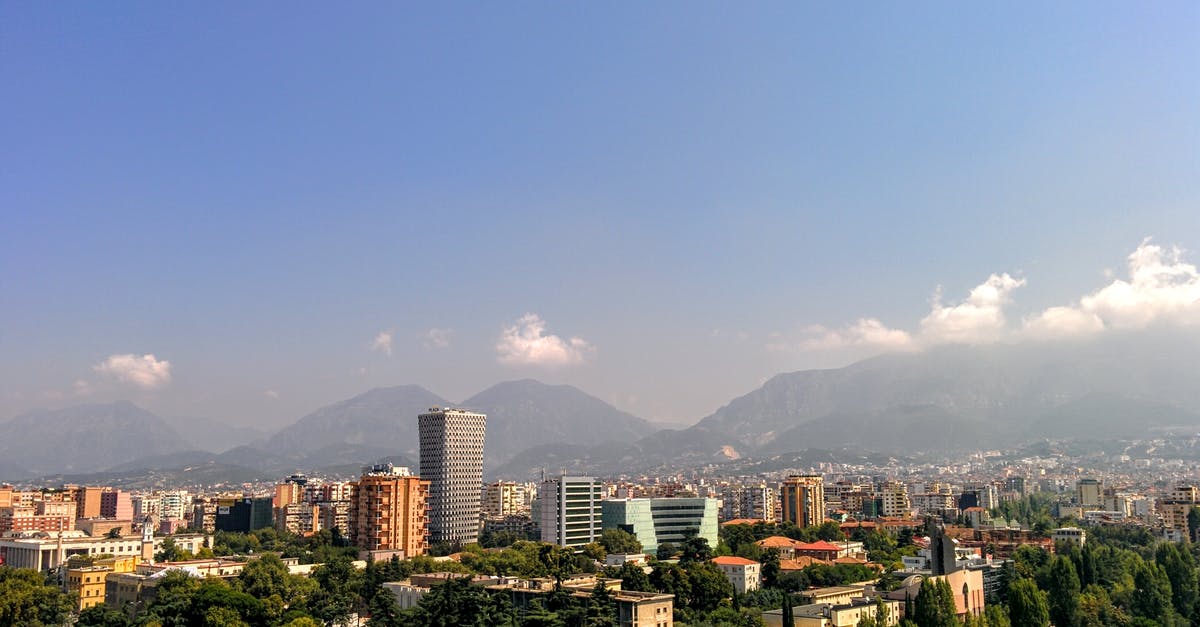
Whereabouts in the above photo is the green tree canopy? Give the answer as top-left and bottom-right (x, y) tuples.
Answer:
(1007, 578), (1049, 627)
(599, 528), (643, 555)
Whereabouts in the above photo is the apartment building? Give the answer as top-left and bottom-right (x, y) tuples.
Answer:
(349, 465), (429, 558)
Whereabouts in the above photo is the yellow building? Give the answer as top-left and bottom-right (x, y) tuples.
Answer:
(66, 556), (136, 611)
(781, 475), (826, 528)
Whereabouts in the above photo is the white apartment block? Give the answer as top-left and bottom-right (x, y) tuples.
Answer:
(877, 481), (910, 518)
(539, 476), (603, 548)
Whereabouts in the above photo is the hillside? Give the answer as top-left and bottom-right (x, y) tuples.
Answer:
(0, 401), (190, 479)
(460, 379), (658, 471)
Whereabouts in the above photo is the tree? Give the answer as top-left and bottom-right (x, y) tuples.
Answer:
(106, 527), (124, 539)
(78, 604), (133, 627)
(155, 537), (191, 562)
(582, 542), (607, 562)
(1188, 507), (1200, 543)
(1130, 562), (1177, 625)
(913, 578), (958, 627)
(307, 555), (362, 624)
(586, 582), (619, 627)
(781, 592), (795, 627)
(1047, 556), (1081, 627)
(680, 536), (714, 565)
(761, 547), (781, 589)
(0, 567), (74, 627)
(1156, 542), (1198, 619)
(686, 562), (736, 613)
(984, 605), (1011, 627)
(616, 561), (652, 592)
(656, 542), (677, 561)
(1007, 578), (1049, 627)
(650, 562), (692, 607)
(599, 528), (643, 555)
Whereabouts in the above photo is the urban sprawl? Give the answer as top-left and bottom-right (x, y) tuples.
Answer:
(4, 407), (1200, 627)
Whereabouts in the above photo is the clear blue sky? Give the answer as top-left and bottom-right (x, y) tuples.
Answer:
(3, 3), (1198, 429)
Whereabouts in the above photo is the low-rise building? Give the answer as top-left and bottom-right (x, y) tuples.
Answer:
(1052, 527), (1087, 546)
(711, 556), (761, 594)
(65, 556), (137, 611)
(0, 531), (207, 571)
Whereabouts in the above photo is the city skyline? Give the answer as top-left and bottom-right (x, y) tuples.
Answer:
(3, 4), (1199, 430)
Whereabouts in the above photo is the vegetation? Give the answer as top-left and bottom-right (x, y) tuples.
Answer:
(10, 517), (1200, 627)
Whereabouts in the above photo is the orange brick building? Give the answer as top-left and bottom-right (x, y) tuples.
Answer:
(350, 466), (430, 558)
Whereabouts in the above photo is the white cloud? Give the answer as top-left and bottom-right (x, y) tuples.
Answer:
(1021, 306), (1105, 339)
(370, 330), (394, 356)
(93, 353), (172, 389)
(919, 273), (1026, 344)
(799, 318), (916, 351)
(1021, 239), (1200, 337)
(496, 313), (594, 366)
(423, 327), (453, 349)
(785, 239), (1200, 356)
(265, 389), (280, 400)
(1079, 239), (1200, 328)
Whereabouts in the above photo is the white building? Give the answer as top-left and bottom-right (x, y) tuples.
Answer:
(1052, 527), (1087, 546)
(419, 408), (487, 545)
(539, 476), (603, 548)
(711, 556), (761, 594)
(0, 531), (207, 571)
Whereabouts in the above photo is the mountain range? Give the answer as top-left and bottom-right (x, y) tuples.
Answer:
(4, 331), (1200, 484)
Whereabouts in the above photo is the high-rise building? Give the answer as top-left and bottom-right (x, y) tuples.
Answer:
(274, 474), (308, 509)
(419, 407), (486, 544)
(720, 484), (777, 523)
(1077, 479), (1102, 510)
(877, 481), (910, 518)
(72, 486), (104, 519)
(215, 497), (273, 532)
(483, 481), (530, 518)
(781, 475), (825, 528)
(100, 489), (133, 520)
(539, 476), (604, 548)
(602, 497), (719, 554)
(349, 464), (429, 557)
(1159, 485), (1199, 533)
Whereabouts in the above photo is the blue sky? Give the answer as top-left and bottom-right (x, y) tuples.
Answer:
(2, 3), (1198, 428)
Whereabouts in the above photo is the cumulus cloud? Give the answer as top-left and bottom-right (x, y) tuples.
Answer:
(1021, 306), (1105, 339)
(93, 353), (172, 389)
(496, 313), (594, 366)
(265, 389), (280, 400)
(919, 273), (1026, 344)
(370, 330), (394, 356)
(1078, 239), (1200, 328)
(798, 318), (917, 351)
(1019, 239), (1200, 337)
(423, 327), (453, 349)
(786, 239), (1200, 355)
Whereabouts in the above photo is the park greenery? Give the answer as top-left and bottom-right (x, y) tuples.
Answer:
(2, 507), (1199, 626)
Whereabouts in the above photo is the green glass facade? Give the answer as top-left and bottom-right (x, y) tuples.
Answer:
(601, 497), (718, 554)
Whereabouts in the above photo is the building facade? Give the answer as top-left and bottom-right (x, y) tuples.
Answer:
(540, 476), (604, 548)
(601, 497), (719, 554)
(781, 475), (826, 528)
(419, 408), (487, 545)
(349, 465), (429, 557)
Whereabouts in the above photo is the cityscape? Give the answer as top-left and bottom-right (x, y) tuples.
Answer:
(4, 3), (1200, 627)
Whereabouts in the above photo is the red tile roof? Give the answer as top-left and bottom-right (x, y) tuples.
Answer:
(794, 540), (843, 552)
(711, 556), (759, 566)
(755, 536), (798, 548)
